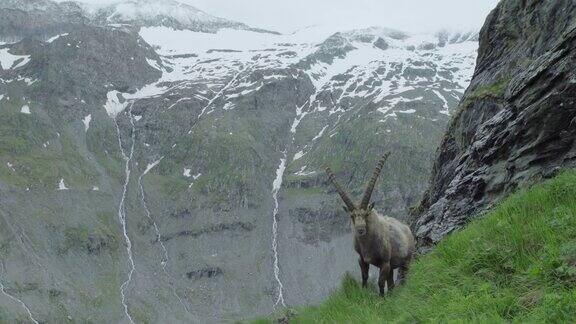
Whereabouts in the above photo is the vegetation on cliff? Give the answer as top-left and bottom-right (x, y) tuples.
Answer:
(258, 169), (576, 323)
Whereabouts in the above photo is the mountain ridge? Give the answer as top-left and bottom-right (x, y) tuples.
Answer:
(0, 0), (279, 35)
(0, 1), (479, 322)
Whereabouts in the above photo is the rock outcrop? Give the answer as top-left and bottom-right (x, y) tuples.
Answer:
(414, 0), (576, 246)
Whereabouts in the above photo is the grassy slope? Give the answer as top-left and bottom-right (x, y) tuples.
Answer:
(258, 170), (576, 323)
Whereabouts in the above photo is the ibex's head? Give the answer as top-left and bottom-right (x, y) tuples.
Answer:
(326, 153), (390, 237)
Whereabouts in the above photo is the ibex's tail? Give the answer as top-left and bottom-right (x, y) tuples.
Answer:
(360, 152), (391, 209)
(325, 167), (356, 210)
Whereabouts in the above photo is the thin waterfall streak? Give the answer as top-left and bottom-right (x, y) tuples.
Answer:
(0, 280), (39, 324)
(198, 62), (254, 119)
(271, 154), (287, 308)
(115, 103), (136, 324)
(137, 169), (191, 315)
(269, 98), (311, 308)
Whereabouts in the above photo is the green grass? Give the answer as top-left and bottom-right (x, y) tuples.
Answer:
(450, 77), (511, 147)
(157, 115), (262, 205)
(459, 77), (511, 112)
(259, 169), (576, 323)
(0, 98), (100, 189)
(467, 77), (511, 101)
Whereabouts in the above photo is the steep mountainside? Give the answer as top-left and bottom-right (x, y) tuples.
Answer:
(274, 169), (576, 323)
(414, 0), (576, 246)
(0, 0), (87, 42)
(0, 0), (477, 322)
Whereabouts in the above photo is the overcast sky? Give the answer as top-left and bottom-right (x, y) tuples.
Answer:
(67, 0), (500, 34)
(183, 0), (500, 34)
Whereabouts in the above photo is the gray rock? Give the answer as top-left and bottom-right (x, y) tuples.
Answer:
(413, 0), (576, 247)
(374, 37), (389, 50)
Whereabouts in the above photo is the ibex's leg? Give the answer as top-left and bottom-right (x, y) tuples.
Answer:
(398, 262), (410, 285)
(386, 267), (395, 292)
(378, 262), (391, 296)
(358, 257), (369, 287)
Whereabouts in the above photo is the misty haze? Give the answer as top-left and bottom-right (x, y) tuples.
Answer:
(1, 0), (575, 323)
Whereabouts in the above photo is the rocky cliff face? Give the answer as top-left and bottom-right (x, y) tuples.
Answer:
(0, 0), (87, 43)
(414, 0), (576, 247)
(0, 0), (477, 322)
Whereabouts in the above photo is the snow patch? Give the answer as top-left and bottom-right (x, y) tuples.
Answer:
(312, 126), (328, 141)
(140, 26), (320, 57)
(143, 157), (164, 175)
(46, 33), (69, 43)
(264, 74), (287, 81)
(223, 102), (236, 110)
(104, 91), (128, 117)
(82, 114), (92, 131)
(432, 89), (451, 115)
(377, 96), (423, 116)
(294, 166), (316, 177)
(104, 84), (167, 117)
(146, 58), (163, 71)
(290, 102), (308, 134)
(293, 150), (305, 161)
(57, 179), (69, 190)
(6, 162), (15, 172)
(0, 48), (30, 70)
(167, 97), (192, 110)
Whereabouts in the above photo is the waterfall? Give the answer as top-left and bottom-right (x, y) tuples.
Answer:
(270, 154), (287, 308)
(114, 103), (137, 324)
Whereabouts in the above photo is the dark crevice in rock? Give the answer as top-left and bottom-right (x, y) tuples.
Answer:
(157, 221), (255, 243)
(290, 207), (350, 244)
(186, 266), (223, 280)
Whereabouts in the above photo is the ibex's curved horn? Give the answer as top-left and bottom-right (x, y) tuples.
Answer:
(360, 152), (391, 209)
(325, 167), (355, 210)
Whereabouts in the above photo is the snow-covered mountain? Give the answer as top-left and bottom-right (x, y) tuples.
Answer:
(0, 1), (478, 322)
(0, 0), (276, 40)
(83, 0), (277, 33)
(133, 24), (476, 115)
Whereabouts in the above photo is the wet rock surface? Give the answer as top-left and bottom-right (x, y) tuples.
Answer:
(413, 0), (576, 247)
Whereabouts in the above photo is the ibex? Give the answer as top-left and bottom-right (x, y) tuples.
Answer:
(326, 153), (415, 296)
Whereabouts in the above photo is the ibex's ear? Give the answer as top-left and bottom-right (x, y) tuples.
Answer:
(368, 202), (375, 211)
